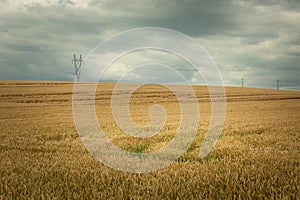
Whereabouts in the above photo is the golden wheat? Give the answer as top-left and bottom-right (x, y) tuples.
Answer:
(0, 81), (299, 199)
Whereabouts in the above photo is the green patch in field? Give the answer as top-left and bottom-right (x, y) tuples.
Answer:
(37, 132), (77, 142)
(177, 152), (201, 163)
(201, 152), (224, 162)
(124, 142), (151, 153)
(177, 151), (224, 164)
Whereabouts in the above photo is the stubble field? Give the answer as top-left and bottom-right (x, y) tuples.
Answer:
(0, 81), (299, 199)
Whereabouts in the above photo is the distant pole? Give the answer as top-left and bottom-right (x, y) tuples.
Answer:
(72, 54), (83, 81)
(276, 80), (280, 90)
(241, 77), (244, 88)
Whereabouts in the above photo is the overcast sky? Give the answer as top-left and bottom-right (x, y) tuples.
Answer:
(1, 0), (300, 90)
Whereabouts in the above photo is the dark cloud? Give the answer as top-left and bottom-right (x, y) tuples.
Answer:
(0, 0), (299, 90)
(87, 0), (241, 36)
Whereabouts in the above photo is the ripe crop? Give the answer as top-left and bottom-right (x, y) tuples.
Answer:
(1, 81), (299, 199)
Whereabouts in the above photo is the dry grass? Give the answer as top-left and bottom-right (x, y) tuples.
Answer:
(0, 80), (299, 199)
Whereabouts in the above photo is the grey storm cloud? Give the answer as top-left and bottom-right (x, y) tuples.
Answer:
(0, 0), (299, 89)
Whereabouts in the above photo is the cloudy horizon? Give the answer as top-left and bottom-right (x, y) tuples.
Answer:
(1, 0), (300, 90)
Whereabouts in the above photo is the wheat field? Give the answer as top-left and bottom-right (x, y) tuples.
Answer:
(0, 81), (299, 199)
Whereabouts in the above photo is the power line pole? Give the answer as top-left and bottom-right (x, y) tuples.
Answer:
(241, 77), (244, 88)
(276, 80), (280, 90)
(72, 54), (83, 81)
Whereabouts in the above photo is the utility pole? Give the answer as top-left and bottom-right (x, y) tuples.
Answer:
(241, 77), (244, 88)
(72, 54), (83, 81)
(276, 80), (280, 90)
